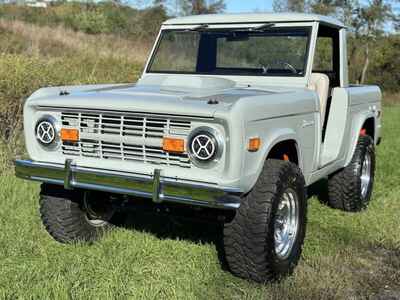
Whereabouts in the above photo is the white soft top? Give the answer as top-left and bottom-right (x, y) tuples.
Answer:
(164, 12), (344, 28)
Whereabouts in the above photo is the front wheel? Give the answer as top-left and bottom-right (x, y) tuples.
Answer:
(39, 184), (115, 243)
(223, 159), (307, 282)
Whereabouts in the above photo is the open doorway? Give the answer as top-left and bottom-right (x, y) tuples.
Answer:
(313, 24), (341, 142)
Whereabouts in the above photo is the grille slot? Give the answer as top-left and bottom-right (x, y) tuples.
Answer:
(60, 111), (192, 168)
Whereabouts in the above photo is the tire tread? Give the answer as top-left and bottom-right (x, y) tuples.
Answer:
(224, 159), (307, 282)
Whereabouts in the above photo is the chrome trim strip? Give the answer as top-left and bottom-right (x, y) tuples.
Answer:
(14, 160), (241, 210)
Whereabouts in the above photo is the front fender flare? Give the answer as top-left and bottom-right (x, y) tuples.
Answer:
(244, 128), (301, 193)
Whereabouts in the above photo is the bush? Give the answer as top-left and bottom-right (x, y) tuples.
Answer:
(368, 36), (400, 92)
(348, 35), (400, 91)
(0, 3), (167, 40)
(69, 10), (111, 34)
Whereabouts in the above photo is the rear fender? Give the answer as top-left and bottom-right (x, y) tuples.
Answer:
(344, 112), (375, 166)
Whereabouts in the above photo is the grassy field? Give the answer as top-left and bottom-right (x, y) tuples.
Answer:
(0, 106), (399, 299)
(0, 19), (399, 300)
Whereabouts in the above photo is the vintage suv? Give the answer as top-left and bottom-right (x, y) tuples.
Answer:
(15, 13), (382, 282)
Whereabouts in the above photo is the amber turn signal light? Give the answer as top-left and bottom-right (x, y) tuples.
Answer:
(248, 137), (261, 152)
(60, 128), (79, 142)
(162, 137), (185, 153)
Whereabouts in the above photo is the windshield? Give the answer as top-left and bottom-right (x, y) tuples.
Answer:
(148, 27), (311, 77)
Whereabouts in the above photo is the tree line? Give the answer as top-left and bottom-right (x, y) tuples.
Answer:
(0, 0), (398, 90)
(273, 0), (399, 87)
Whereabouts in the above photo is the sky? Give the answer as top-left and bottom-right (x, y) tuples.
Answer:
(225, 0), (274, 13)
(132, 0), (399, 17)
(132, 0), (398, 31)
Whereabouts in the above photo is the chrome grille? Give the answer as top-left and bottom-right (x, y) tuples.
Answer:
(60, 111), (192, 168)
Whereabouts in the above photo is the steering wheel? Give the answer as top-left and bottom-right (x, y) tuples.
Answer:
(262, 61), (298, 74)
(282, 62), (298, 74)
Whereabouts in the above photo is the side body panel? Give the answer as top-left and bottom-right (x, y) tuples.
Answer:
(319, 88), (349, 166)
(308, 85), (381, 185)
(228, 90), (319, 193)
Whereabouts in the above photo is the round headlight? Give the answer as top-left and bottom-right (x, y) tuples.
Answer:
(36, 119), (56, 145)
(191, 132), (217, 161)
(188, 127), (223, 166)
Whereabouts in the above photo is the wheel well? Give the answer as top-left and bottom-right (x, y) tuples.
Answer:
(361, 118), (375, 139)
(267, 140), (299, 165)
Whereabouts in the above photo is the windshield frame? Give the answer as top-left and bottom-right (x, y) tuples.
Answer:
(146, 25), (313, 78)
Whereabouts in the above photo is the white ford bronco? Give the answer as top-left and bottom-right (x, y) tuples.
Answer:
(15, 13), (382, 282)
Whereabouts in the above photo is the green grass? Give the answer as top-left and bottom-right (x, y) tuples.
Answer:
(0, 107), (399, 299)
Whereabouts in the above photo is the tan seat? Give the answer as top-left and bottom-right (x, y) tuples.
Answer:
(309, 73), (330, 127)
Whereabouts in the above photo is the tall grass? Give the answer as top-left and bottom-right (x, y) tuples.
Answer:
(0, 20), (146, 169)
(0, 2), (166, 39)
(0, 19), (151, 62)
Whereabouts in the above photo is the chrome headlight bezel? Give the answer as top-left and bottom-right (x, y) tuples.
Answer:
(187, 126), (224, 168)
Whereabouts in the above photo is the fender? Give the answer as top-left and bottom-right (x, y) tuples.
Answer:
(344, 111), (375, 166)
(262, 131), (302, 169)
(243, 127), (301, 193)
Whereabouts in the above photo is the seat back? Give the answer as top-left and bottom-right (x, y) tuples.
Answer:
(309, 73), (330, 127)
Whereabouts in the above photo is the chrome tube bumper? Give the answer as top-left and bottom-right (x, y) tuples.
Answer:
(14, 160), (242, 209)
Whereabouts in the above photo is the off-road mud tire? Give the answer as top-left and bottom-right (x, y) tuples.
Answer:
(223, 159), (307, 283)
(39, 184), (112, 243)
(328, 135), (375, 212)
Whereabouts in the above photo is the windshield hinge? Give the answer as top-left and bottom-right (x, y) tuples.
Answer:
(189, 24), (209, 31)
(251, 23), (275, 31)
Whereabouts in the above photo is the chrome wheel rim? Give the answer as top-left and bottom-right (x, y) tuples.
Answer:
(361, 151), (372, 199)
(85, 217), (108, 227)
(84, 193), (114, 227)
(274, 189), (299, 260)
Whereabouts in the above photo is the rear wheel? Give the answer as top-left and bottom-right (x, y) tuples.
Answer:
(39, 184), (115, 243)
(328, 135), (375, 212)
(223, 159), (307, 282)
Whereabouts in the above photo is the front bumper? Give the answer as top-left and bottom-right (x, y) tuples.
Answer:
(14, 160), (241, 209)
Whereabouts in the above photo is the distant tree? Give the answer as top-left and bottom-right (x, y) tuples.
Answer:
(351, 0), (393, 83)
(179, 0), (225, 15)
(309, 0), (339, 15)
(273, 0), (398, 84)
(136, 4), (168, 38)
(153, 0), (165, 7)
(273, 0), (307, 12)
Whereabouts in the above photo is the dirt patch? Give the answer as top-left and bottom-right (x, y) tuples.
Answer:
(343, 246), (400, 298)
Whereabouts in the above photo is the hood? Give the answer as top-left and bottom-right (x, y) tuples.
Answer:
(26, 75), (299, 118)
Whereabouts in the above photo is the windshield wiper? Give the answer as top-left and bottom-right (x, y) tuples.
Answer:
(251, 23), (275, 31)
(189, 23), (274, 32)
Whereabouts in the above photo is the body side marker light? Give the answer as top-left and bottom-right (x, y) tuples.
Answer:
(248, 138), (261, 152)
